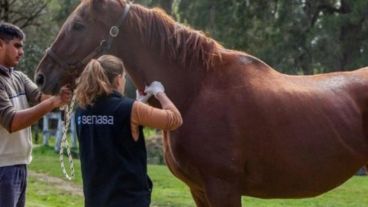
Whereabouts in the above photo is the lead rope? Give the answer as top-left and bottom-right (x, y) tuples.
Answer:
(59, 93), (77, 180)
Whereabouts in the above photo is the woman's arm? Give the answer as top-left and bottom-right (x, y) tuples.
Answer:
(130, 91), (183, 141)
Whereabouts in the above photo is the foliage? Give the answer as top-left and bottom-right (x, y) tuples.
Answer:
(174, 0), (368, 74)
(0, 0), (80, 77)
(1, 0), (48, 77)
(136, 0), (175, 14)
(0, 0), (48, 28)
(146, 135), (165, 164)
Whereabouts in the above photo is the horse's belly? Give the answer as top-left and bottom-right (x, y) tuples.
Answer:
(242, 156), (365, 198)
(162, 99), (368, 199)
(241, 120), (368, 198)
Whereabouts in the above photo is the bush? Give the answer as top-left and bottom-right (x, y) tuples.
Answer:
(146, 135), (164, 165)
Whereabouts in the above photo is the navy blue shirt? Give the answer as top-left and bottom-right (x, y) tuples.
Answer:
(75, 91), (152, 207)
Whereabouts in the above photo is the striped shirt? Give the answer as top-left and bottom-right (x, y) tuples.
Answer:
(0, 64), (41, 167)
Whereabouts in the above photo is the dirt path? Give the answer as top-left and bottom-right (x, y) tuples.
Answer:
(29, 171), (83, 196)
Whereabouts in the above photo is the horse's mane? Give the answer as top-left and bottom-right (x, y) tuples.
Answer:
(126, 4), (223, 70)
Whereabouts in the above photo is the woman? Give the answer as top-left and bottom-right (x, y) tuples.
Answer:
(74, 55), (182, 207)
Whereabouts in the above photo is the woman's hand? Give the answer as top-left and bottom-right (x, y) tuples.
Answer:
(144, 81), (165, 97)
(136, 89), (152, 103)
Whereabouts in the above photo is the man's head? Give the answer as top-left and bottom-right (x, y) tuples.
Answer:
(0, 22), (25, 68)
(0, 22), (25, 42)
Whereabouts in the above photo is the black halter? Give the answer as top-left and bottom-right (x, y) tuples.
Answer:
(46, 3), (131, 77)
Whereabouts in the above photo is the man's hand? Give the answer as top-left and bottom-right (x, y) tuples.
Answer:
(51, 85), (72, 108)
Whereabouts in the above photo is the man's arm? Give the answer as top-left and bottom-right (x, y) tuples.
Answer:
(10, 96), (61, 132)
(10, 86), (71, 132)
(40, 94), (51, 102)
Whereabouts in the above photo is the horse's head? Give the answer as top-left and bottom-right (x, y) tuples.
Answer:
(35, 0), (131, 94)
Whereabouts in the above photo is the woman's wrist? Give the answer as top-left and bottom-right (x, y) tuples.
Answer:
(154, 91), (165, 98)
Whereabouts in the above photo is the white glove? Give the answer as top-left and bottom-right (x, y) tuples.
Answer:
(144, 81), (165, 96)
(136, 90), (152, 103)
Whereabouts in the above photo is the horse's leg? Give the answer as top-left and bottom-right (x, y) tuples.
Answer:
(203, 177), (242, 207)
(190, 188), (210, 207)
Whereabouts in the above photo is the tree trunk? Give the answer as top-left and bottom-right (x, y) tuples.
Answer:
(339, 21), (364, 70)
(1, 0), (10, 22)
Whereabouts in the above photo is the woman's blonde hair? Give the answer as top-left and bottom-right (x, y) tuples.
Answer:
(75, 55), (125, 108)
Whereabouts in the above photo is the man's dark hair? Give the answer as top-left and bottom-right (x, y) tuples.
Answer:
(0, 22), (25, 42)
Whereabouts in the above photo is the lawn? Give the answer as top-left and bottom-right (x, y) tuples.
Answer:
(28, 145), (368, 207)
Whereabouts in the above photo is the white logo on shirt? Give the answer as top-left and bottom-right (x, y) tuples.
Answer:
(77, 115), (114, 125)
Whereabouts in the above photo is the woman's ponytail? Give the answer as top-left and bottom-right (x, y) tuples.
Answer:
(75, 55), (124, 108)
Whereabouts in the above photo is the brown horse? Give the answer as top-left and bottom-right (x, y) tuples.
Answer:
(35, 0), (368, 206)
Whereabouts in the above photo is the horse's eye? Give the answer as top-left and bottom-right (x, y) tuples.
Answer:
(72, 22), (85, 31)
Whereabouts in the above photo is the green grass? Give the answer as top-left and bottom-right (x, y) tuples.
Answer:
(28, 145), (368, 207)
(27, 175), (83, 207)
(149, 165), (194, 207)
(27, 145), (84, 207)
(242, 177), (368, 206)
(30, 145), (83, 184)
(28, 145), (194, 207)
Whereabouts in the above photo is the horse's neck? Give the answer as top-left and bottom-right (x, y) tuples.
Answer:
(150, 65), (205, 113)
(114, 43), (204, 111)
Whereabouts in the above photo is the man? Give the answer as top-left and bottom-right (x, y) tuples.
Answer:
(0, 22), (71, 207)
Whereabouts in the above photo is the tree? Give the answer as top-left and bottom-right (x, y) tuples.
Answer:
(0, 0), (81, 77)
(175, 0), (368, 74)
(1, 0), (52, 76)
(0, 0), (48, 28)
(136, 0), (175, 14)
